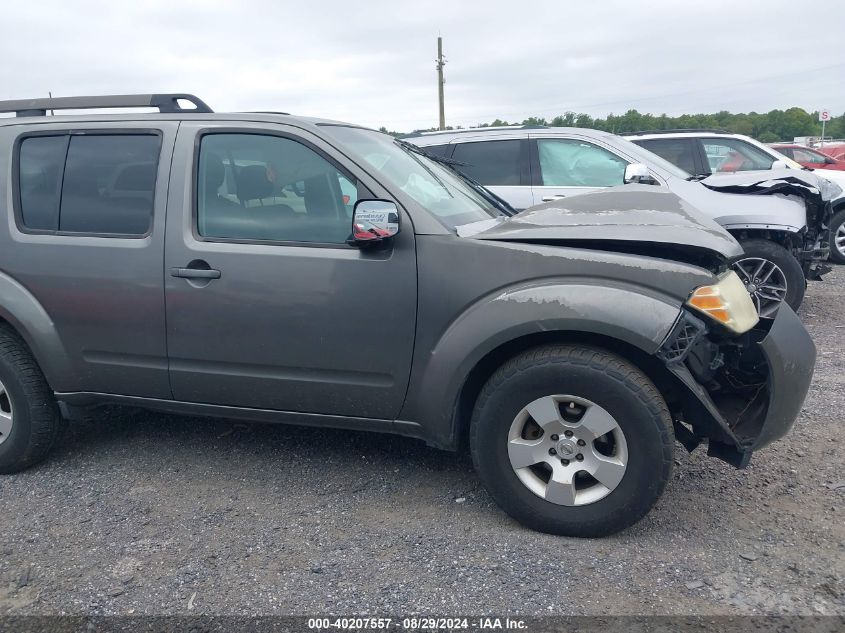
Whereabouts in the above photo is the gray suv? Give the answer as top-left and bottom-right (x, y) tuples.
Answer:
(0, 94), (816, 537)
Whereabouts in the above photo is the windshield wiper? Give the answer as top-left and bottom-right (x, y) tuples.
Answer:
(686, 173), (710, 181)
(394, 139), (516, 217)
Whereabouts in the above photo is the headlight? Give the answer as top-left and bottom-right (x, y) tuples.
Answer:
(686, 271), (759, 334)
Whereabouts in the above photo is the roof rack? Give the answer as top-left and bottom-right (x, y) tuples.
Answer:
(402, 124), (549, 138)
(0, 93), (213, 117)
(625, 128), (730, 136)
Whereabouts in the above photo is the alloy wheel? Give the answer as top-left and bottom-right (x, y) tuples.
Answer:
(731, 257), (788, 318)
(506, 395), (628, 507)
(0, 379), (12, 446)
(836, 223), (845, 259)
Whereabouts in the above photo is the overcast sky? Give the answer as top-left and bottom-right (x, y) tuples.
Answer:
(1, 0), (843, 131)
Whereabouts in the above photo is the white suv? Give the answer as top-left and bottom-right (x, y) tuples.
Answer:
(625, 130), (845, 264)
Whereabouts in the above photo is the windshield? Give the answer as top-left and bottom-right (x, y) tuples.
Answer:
(320, 126), (503, 230)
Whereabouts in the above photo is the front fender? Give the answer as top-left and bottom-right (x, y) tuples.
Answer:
(397, 280), (682, 449)
(0, 270), (71, 388)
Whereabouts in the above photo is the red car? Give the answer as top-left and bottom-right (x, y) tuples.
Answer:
(771, 144), (845, 171)
(815, 144), (845, 162)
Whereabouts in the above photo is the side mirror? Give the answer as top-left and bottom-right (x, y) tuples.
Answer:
(349, 200), (400, 247)
(825, 157), (836, 165)
(770, 159), (790, 170)
(624, 163), (655, 184)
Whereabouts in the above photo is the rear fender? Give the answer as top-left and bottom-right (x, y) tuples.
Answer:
(0, 270), (71, 388)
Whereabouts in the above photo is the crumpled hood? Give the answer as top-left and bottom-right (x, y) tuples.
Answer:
(702, 169), (842, 202)
(466, 185), (743, 261)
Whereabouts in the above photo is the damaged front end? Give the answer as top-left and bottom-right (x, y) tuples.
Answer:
(704, 172), (840, 280)
(657, 303), (816, 468)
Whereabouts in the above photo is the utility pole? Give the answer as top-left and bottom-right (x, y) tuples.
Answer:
(436, 36), (446, 130)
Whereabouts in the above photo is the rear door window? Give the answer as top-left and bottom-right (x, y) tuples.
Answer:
(17, 133), (161, 235)
(60, 135), (160, 234)
(451, 140), (522, 185)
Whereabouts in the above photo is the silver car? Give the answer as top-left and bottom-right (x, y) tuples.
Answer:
(407, 126), (835, 317)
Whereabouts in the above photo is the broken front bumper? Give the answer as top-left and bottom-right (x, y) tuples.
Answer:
(659, 304), (816, 468)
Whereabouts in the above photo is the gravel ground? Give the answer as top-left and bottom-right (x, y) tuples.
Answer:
(0, 267), (842, 617)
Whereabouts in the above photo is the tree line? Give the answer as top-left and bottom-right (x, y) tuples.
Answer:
(383, 107), (844, 142)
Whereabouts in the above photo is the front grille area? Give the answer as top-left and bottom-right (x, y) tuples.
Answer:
(658, 312), (706, 364)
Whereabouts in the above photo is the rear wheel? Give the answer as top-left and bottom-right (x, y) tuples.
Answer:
(0, 326), (63, 474)
(470, 345), (674, 537)
(829, 209), (845, 265)
(731, 239), (805, 317)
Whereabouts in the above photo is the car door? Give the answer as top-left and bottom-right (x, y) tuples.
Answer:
(0, 122), (175, 398)
(449, 138), (533, 210)
(164, 122), (417, 420)
(529, 135), (630, 204)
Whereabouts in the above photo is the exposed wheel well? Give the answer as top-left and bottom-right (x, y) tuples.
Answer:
(452, 331), (686, 451)
(727, 228), (800, 251)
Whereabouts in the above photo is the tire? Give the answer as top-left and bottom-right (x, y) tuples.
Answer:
(470, 345), (674, 538)
(730, 239), (805, 317)
(0, 325), (63, 474)
(829, 209), (845, 265)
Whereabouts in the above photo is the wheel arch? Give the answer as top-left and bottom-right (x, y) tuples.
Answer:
(398, 282), (685, 450)
(450, 330), (688, 452)
(0, 271), (70, 390)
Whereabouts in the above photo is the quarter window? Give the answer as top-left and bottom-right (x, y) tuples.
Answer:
(18, 136), (65, 230)
(17, 133), (161, 235)
(451, 140), (522, 186)
(537, 139), (627, 187)
(198, 134), (356, 245)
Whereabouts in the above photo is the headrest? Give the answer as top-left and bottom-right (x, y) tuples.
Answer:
(203, 152), (226, 194)
(236, 165), (273, 201)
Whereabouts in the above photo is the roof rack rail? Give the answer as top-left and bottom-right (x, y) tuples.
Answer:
(0, 93), (213, 117)
(402, 123), (550, 138)
(625, 128), (730, 136)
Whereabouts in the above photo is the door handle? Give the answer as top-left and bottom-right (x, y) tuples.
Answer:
(170, 266), (221, 280)
(542, 194), (567, 202)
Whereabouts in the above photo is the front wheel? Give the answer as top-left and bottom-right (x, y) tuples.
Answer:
(730, 239), (805, 318)
(829, 209), (845, 265)
(470, 345), (674, 537)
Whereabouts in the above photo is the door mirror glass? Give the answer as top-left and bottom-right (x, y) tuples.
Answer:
(770, 159), (790, 170)
(350, 200), (399, 246)
(623, 163), (653, 184)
